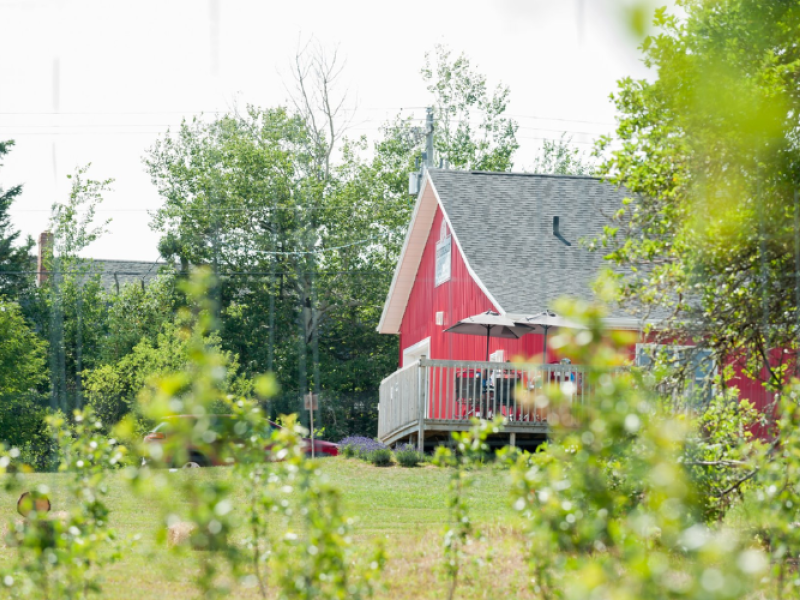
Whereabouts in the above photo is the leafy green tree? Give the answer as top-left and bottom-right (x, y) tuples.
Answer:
(594, 2), (800, 390)
(84, 316), (251, 429)
(422, 45), (519, 171)
(510, 295), (767, 600)
(0, 299), (51, 463)
(40, 165), (112, 412)
(145, 46), (522, 439)
(98, 274), (179, 364)
(0, 140), (35, 299)
(114, 269), (384, 599)
(146, 105), (403, 436)
(0, 299), (47, 395)
(530, 134), (594, 175)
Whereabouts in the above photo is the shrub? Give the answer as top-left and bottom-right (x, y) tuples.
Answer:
(367, 448), (393, 467)
(338, 436), (387, 459)
(2, 407), (126, 598)
(395, 443), (423, 468)
(129, 269), (386, 598)
(434, 418), (506, 600)
(494, 445), (533, 469)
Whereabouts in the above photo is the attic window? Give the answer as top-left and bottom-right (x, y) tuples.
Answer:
(439, 220), (448, 241)
(553, 216), (571, 246)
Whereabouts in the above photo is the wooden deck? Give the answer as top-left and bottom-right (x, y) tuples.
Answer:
(378, 357), (593, 451)
(379, 418), (549, 450)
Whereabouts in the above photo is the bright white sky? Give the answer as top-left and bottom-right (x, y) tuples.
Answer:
(0, 0), (666, 260)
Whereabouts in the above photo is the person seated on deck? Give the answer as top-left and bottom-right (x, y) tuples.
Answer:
(559, 358), (576, 382)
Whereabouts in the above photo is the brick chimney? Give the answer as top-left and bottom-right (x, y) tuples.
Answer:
(37, 231), (53, 286)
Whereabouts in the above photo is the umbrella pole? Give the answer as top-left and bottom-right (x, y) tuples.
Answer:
(543, 326), (549, 364)
(486, 327), (491, 361)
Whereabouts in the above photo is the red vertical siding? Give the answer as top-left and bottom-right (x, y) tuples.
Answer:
(726, 351), (782, 438)
(399, 206), (547, 365)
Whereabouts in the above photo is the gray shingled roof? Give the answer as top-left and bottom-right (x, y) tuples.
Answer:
(429, 169), (633, 318)
(85, 260), (171, 293)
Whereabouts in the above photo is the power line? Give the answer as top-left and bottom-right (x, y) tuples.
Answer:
(0, 123), (428, 137)
(506, 113), (615, 127)
(0, 107), (429, 117)
(1, 269), (392, 276)
(0, 111), (226, 116)
(516, 135), (597, 146)
(9, 205), (408, 213)
(247, 234), (389, 256)
(0, 118), (429, 129)
(515, 125), (606, 136)
(0, 121), (604, 134)
(0, 106), (616, 133)
(1, 129), (600, 146)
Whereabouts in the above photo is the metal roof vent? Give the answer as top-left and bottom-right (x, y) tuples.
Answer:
(553, 216), (571, 246)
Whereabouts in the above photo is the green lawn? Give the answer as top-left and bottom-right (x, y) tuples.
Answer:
(0, 459), (532, 599)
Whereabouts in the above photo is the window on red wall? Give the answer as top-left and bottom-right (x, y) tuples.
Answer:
(635, 343), (716, 406)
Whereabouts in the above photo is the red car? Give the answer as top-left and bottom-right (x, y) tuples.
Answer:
(143, 415), (338, 467)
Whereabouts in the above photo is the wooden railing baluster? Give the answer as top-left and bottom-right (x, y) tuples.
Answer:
(377, 359), (625, 443)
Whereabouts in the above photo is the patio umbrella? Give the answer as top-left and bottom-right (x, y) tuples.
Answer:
(518, 310), (587, 361)
(444, 310), (532, 361)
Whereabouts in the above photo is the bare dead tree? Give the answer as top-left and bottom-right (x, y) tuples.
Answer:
(287, 37), (355, 181)
(284, 38), (357, 424)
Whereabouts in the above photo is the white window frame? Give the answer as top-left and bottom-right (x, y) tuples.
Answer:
(635, 343), (717, 401)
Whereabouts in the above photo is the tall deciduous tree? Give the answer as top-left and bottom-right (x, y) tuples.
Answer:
(530, 134), (595, 176)
(42, 166), (113, 411)
(422, 45), (519, 171)
(146, 105), (403, 437)
(145, 45), (523, 439)
(595, 1), (800, 389)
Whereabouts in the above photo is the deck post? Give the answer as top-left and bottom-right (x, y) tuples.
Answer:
(417, 356), (427, 452)
(509, 432), (516, 447)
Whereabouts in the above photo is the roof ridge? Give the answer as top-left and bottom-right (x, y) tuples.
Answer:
(429, 168), (601, 181)
(90, 258), (170, 264)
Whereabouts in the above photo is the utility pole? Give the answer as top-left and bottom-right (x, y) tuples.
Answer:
(267, 224), (277, 375)
(409, 107), (435, 197)
(425, 106), (435, 169)
(212, 199), (221, 322)
(75, 289), (83, 409)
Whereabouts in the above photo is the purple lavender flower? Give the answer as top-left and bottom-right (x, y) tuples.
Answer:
(338, 436), (387, 458)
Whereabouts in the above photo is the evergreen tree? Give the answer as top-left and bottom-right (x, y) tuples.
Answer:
(0, 141), (34, 298)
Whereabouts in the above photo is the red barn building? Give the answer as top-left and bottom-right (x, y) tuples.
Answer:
(376, 169), (774, 449)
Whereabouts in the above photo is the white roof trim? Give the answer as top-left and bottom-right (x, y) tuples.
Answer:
(377, 171), (507, 335)
(377, 173), (438, 334)
(602, 316), (663, 330)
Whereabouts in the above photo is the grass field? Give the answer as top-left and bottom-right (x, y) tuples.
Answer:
(0, 458), (533, 599)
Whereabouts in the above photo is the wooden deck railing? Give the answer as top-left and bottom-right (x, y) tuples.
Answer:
(377, 359), (425, 443)
(377, 358), (609, 445)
